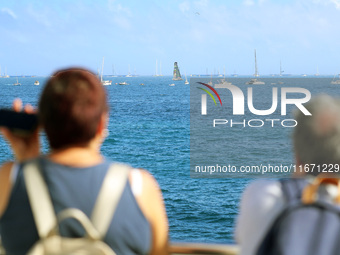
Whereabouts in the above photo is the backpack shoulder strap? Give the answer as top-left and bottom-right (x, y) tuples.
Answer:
(91, 163), (130, 238)
(23, 160), (57, 238)
(279, 178), (308, 205)
(256, 179), (309, 255)
(24, 161), (130, 240)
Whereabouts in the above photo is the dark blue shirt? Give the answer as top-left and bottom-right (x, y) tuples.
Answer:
(0, 158), (151, 255)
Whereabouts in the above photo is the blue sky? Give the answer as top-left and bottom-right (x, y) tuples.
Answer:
(1, 0), (340, 76)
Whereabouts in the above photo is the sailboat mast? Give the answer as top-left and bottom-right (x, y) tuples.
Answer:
(101, 57), (104, 81)
(254, 49), (258, 77)
(160, 61), (162, 76)
(156, 60), (158, 76)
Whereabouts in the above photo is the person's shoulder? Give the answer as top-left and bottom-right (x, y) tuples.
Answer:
(0, 161), (15, 217)
(235, 179), (286, 253)
(128, 168), (168, 255)
(0, 162), (14, 183)
(130, 168), (160, 193)
(239, 179), (286, 225)
(0, 161), (14, 172)
(242, 179), (283, 201)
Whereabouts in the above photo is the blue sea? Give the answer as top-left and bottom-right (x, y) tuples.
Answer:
(1, 75), (339, 244)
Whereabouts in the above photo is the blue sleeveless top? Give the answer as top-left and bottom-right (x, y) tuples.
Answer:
(0, 158), (151, 255)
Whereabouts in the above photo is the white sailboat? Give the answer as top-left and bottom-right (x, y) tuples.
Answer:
(215, 67), (233, 88)
(218, 68), (223, 77)
(279, 61), (283, 76)
(154, 60), (163, 77)
(125, 65), (132, 77)
(315, 66), (320, 76)
(13, 76), (21, 86)
(278, 61), (284, 84)
(331, 74), (340, 85)
(214, 79), (233, 88)
(3, 67), (9, 78)
(184, 73), (189, 84)
(246, 50), (265, 85)
(159, 61), (163, 76)
(100, 57), (112, 85)
(154, 60), (159, 77)
(111, 64), (117, 77)
(208, 74), (213, 86)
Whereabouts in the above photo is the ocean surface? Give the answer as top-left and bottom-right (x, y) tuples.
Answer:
(1, 75), (339, 244)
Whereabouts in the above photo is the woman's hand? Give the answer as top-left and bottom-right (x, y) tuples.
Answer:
(0, 98), (40, 162)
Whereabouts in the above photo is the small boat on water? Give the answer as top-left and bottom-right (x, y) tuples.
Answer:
(246, 50), (265, 85)
(13, 77), (21, 86)
(3, 67), (9, 78)
(246, 78), (265, 85)
(34, 80), (39, 85)
(119, 82), (129, 85)
(102, 80), (112, 86)
(100, 57), (112, 85)
(184, 73), (189, 84)
(331, 74), (340, 84)
(169, 83), (175, 86)
(215, 78), (233, 88)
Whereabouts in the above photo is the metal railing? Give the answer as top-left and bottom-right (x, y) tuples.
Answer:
(0, 241), (239, 255)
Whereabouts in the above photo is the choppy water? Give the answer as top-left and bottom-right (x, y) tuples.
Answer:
(0, 75), (339, 244)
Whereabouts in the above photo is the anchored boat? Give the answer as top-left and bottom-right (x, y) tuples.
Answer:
(331, 74), (340, 85)
(100, 57), (112, 86)
(215, 78), (233, 88)
(13, 77), (21, 86)
(246, 50), (265, 85)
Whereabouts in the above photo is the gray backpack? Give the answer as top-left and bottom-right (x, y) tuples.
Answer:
(257, 177), (340, 255)
(23, 161), (130, 255)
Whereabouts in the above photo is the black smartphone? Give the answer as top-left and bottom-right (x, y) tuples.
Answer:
(0, 109), (38, 136)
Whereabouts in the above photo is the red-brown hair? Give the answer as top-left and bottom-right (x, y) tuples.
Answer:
(38, 68), (108, 150)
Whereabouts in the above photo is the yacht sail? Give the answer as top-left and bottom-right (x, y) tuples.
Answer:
(172, 62), (183, 81)
(184, 73), (189, 84)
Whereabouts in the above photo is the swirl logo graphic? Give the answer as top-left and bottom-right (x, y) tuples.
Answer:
(197, 82), (222, 106)
(197, 82), (223, 115)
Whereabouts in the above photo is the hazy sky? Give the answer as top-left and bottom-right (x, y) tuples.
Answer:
(1, 0), (340, 76)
